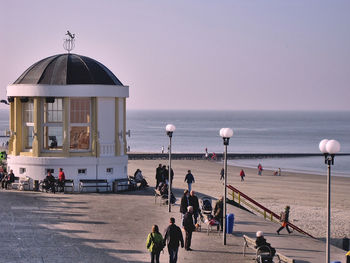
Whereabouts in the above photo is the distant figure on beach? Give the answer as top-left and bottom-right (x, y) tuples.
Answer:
(146, 225), (163, 263)
(211, 152), (217, 161)
(155, 164), (163, 188)
(277, 206), (292, 234)
(183, 206), (195, 251)
(161, 146), (164, 154)
(220, 168), (224, 181)
(205, 147), (208, 159)
(163, 217), (184, 263)
(184, 170), (195, 192)
(258, 163), (263, 176)
(255, 231), (276, 257)
(273, 168), (281, 176)
(240, 169), (245, 181)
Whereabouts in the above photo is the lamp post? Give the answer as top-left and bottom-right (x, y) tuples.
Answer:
(166, 124), (176, 212)
(319, 139), (341, 263)
(220, 128), (233, 245)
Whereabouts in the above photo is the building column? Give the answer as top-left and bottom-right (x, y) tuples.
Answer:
(13, 98), (22, 155)
(32, 98), (41, 157)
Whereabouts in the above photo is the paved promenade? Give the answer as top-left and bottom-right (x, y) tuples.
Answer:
(0, 186), (346, 263)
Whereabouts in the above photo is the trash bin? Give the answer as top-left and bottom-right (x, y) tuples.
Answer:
(226, 213), (234, 234)
(33, 180), (39, 191)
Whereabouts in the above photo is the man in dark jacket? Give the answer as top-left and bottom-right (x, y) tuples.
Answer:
(163, 217), (184, 263)
(214, 196), (223, 231)
(155, 164), (163, 188)
(180, 190), (190, 227)
(183, 206), (195, 251)
(184, 170), (195, 192)
(189, 190), (200, 224)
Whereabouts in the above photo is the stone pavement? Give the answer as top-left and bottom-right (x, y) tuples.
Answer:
(0, 189), (249, 263)
(0, 185), (347, 263)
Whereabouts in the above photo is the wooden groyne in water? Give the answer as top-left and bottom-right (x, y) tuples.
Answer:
(128, 152), (350, 160)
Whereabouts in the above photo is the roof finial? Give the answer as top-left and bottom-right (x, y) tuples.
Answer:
(63, 30), (75, 53)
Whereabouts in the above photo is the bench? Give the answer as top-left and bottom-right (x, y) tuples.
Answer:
(10, 176), (30, 191)
(243, 234), (294, 263)
(64, 179), (74, 193)
(79, 179), (111, 193)
(114, 178), (130, 192)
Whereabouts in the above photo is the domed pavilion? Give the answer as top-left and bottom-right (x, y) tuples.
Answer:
(6, 49), (129, 191)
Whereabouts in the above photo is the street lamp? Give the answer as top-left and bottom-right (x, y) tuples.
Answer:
(319, 139), (341, 263)
(166, 124), (176, 212)
(220, 127), (233, 245)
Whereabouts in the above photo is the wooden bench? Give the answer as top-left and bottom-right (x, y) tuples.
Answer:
(114, 178), (130, 192)
(79, 179), (111, 193)
(243, 235), (295, 263)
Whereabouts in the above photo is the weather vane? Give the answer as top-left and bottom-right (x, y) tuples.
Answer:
(63, 30), (75, 53)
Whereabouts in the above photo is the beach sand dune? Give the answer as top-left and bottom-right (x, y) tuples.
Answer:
(129, 159), (350, 241)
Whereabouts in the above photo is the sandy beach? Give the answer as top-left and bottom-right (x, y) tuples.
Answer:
(129, 159), (350, 241)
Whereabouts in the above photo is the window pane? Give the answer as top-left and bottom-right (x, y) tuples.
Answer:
(70, 126), (90, 150)
(70, 98), (91, 124)
(43, 126), (63, 150)
(25, 126), (33, 149)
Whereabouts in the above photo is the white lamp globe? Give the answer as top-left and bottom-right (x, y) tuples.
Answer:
(319, 139), (329, 153)
(166, 124), (176, 132)
(326, 140), (341, 154)
(220, 128), (233, 138)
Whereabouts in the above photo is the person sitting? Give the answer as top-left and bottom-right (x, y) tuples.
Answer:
(2, 169), (15, 189)
(44, 171), (56, 193)
(255, 231), (276, 259)
(134, 169), (149, 189)
(58, 168), (65, 192)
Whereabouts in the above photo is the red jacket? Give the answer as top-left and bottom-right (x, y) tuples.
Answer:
(58, 171), (65, 182)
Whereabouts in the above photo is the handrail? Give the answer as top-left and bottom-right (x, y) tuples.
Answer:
(227, 184), (315, 239)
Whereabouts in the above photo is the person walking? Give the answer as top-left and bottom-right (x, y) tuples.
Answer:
(189, 190), (201, 225)
(155, 164), (163, 189)
(214, 196), (223, 231)
(239, 169), (245, 181)
(220, 168), (224, 181)
(277, 206), (292, 234)
(180, 190), (190, 226)
(184, 170), (195, 192)
(258, 163), (263, 176)
(163, 217), (184, 263)
(183, 206), (195, 251)
(146, 225), (164, 263)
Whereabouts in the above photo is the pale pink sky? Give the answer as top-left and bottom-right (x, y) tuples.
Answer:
(0, 0), (349, 110)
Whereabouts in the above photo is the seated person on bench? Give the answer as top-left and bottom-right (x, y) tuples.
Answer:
(255, 231), (276, 257)
(2, 169), (15, 189)
(134, 169), (149, 189)
(44, 171), (56, 193)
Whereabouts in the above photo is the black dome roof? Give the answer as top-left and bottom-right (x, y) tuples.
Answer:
(14, 53), (123, 85)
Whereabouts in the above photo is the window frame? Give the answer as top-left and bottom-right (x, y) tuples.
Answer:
(42, 98), (64, 152)
(22, 99), (34, 151)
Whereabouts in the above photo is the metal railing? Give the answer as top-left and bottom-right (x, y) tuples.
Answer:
(227, 184), (315, 239)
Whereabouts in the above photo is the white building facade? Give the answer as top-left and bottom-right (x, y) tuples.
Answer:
(6, 53), (129, 190)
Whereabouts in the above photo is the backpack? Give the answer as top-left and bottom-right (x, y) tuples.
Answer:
(150, 234), (164, 252)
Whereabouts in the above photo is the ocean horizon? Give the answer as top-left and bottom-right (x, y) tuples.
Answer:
(0, 109), (349, 177)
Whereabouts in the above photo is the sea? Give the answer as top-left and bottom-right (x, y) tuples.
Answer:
(0, 109), (349, 177)
(126, 110), (350, 177)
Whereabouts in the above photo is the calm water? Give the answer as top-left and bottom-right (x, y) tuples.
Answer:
(126, 110), (350, 177)
(0, 109), (349, 176)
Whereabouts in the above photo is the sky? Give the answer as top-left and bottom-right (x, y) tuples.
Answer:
(0, 0), (349, 111)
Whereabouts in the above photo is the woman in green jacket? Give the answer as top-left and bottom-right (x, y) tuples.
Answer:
(146, 225), (163, 263)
